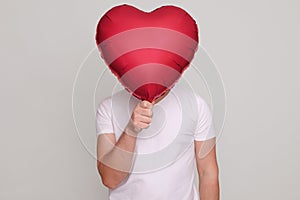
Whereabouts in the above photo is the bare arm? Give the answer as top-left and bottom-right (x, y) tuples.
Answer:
(97, 131), (137, 189)
(97, 100), (153, 189)
(195, 137), (219, 200)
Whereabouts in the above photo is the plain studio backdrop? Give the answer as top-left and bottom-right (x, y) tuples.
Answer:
(0, 0), (299, 199)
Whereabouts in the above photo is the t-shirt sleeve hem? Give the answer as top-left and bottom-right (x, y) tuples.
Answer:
(194, 133), (216, 141)
(97, 130), (115, 136)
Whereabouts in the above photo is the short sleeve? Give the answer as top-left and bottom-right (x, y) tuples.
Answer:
(96, 97), (114, 135)
(194, 94), (216, 141)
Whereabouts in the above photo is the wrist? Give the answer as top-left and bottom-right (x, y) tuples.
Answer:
(124, 119), (140, 137)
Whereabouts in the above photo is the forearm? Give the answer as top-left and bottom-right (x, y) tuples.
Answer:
(199, 173), (219, 200)
(97, 100), (153, 189)
(98, 131), (137, 188)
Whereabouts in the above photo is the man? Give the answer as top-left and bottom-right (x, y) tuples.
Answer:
(96, 83), (219, 200)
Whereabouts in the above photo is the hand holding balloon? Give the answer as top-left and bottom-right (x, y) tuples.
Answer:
(125, 100), (154, 136)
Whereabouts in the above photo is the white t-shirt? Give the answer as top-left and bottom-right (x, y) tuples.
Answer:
(96, 83), (216, 200)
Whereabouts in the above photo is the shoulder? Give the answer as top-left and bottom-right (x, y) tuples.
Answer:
(97, 96), (113, 113)
(189, 92), (213, 120)
(194, 93), (209, 108)
(100, 96), (112, 105)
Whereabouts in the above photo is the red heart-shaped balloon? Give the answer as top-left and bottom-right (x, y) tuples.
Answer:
(95, 4), (199, 102)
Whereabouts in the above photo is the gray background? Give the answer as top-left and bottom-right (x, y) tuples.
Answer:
(0, 0), (299, 199)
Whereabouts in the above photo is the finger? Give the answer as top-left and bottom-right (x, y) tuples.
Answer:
(137, 108), (153, 117)
(140, 100), (153, 109)
(137, 121), (150, 129)
(136, 115), (152, 124)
